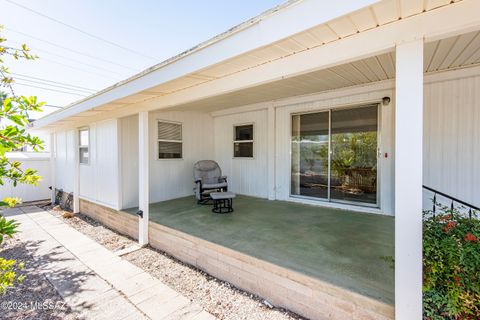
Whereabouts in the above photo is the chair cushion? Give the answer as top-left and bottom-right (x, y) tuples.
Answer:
(202, 182), (228, 189)
(210, 192), (236, 200)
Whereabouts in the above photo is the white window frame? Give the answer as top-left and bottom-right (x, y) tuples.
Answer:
(78, 127), (89, 165)
(53, 133), (57, 159)
(157, 120), (183, 160)
(233, 123), (254, 159)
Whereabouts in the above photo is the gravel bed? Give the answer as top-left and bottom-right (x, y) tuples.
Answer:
(0, 236), (78, 320)
(124, 248), (304, 320)
(46, 207), (305, 320)
(47, 205), (136, 252)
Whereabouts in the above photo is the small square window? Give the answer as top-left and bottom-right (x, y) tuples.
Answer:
(79, 129), (89, 146)
(235, 125), (253, 141)
(233, 124), (253, 158)
(158, 141), (182, 159)
(79, 148), (89, 164)
(234, 142), (253, 157)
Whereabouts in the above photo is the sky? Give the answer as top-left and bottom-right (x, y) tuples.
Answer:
(0, 0), (284, 119)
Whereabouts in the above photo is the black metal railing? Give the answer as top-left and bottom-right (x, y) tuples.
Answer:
(423, 185), (479, 219)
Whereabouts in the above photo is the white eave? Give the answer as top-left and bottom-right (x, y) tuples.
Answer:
(32, 0), (471, 131)
(31, 0), (380, 129)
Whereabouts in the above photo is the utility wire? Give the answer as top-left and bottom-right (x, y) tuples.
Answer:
(14, 82), (88, 97)
(6, 27), (138, 71)
(5, 0), (158, 61)
(40, 56), (121, 81)
(11, 72), (97, 92)
(8, 40), (130, 77)
(12, 76), (95, 94)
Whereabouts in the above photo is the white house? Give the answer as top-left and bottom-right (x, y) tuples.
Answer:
(31, 1), (480, 319)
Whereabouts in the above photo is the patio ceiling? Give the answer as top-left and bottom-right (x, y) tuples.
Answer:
(424, 29), (480, 72)
(105, 0), (466, 102)
(33, 0), (478, 130)
(100, 1), (475, 109)
(168, 52), (396, 112)
(160, 29), (480, 113)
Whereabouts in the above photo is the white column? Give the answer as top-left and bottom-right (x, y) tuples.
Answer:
(267, 105), (276, 200)
(49, 132), (56, 204)
(73, 129), (80, 213)
(138, 111), (149, 246)
(395, 39), (423, 320)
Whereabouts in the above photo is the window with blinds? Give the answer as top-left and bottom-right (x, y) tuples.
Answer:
(158, 121), (182, 159)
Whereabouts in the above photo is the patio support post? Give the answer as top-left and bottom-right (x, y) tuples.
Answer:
(73, 129), (80, 213)
(138, 111), (149, 246)
(49, 132), (56, 204)
(267, 104), (276, 200)
(395, 39), (424, 320)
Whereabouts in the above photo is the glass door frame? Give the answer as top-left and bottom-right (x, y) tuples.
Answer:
(289, 103), (381, 209)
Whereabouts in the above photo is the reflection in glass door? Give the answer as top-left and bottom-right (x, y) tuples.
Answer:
(330, 105), (378, 204)
(290, 104), (379, 206)
(291, 112), (329, 199)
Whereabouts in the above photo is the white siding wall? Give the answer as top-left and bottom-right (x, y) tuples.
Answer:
(209, 70), (479, 215)
(149, 111), (214, 203)
(213, 109), (269, 198)
(0, 153), (51, 202)
(119, 115), (139, 209)
(59, 67), (479, 216)
(78, 119), (119, 209)
(54, 130), (75, 193)
(424, 74), (480, 209)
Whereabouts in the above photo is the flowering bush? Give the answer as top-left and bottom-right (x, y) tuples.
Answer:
(423, 206), (480, 319)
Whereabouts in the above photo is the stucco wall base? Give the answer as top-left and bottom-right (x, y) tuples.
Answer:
(79, 199), (138, 240)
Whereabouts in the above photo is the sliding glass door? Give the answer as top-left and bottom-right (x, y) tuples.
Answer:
(291, 104), (379, 206)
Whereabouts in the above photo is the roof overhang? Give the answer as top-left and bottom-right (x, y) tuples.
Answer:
(32, 0), (378, 130)
(32, 0), (480, 131)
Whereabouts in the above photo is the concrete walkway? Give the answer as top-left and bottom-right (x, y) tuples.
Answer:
(3, 205), (215, 320)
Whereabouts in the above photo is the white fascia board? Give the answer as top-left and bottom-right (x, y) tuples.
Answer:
(39, 0), (480, 131)
(133, 0), (480, 109)
(32, 0), (378, 129)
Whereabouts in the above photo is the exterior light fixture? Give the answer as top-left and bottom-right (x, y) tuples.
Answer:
(382, 96), (391, 106)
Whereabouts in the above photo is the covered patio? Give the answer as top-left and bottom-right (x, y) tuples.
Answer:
(124, 195), (394, 306)
(34, 1), (480, 318)
(112, 23), (480, 318)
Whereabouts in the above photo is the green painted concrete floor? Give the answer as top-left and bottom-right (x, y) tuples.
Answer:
(124, 195), (394, 305)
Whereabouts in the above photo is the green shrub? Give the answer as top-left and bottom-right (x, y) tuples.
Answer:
(0, 25), (45, 295)
(423, 205), (480, 319)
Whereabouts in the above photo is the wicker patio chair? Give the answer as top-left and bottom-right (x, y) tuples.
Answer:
(193, 160), (228, 204)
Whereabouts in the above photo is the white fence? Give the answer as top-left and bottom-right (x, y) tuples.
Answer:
(0, 152), (51, 203)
